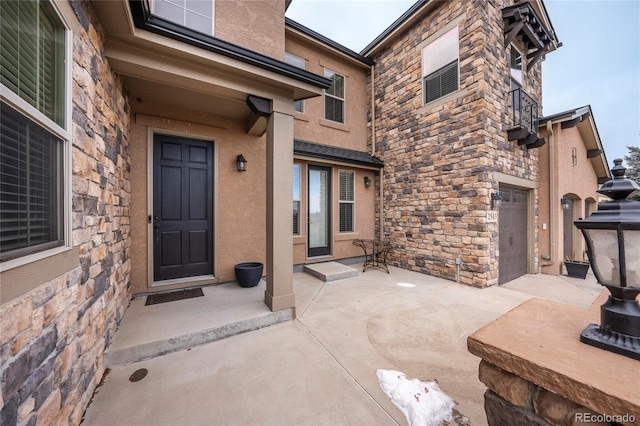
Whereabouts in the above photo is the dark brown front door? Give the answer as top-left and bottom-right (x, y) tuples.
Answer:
(498, 188), (528, 284)
(153, 135), (213, 282)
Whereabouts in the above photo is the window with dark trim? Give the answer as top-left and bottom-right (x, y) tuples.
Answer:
(324, 68), (345, 123)
(338, 170), (354, 233)
(422, 26), (459, 104)
(0, 0), (68, 262)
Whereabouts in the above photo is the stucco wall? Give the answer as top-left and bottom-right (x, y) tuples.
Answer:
(129, 100), (268, 293)
(371, 0), (543, 287)
(0, 2), (131, 424)
(538, 123), (602, 274)
(285, 34), (370, 152)
(215, 0), (286, 60)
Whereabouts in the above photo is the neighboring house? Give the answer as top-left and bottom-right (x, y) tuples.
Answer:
(363, 0), (559, 286)
(538, 106), (610, 274)
(1, 0), (580, 423)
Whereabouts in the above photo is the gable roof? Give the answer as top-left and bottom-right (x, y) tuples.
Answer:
(539, 105), (611, 181)
(360, 0), (432, 56)
(360, 0), (560, 57)
(285, 18), (374, 67)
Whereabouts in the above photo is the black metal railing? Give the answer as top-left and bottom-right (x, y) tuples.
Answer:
(509, 88), (538, 133)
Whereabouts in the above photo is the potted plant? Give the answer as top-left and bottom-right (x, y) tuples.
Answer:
(564, 258), (590, 279)
(234, 262), (264, 288)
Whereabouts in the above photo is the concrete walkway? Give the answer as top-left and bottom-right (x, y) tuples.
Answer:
(82, 266), (601, 425)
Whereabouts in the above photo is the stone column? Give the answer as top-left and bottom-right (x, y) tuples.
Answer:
(264, 99), (295, 312)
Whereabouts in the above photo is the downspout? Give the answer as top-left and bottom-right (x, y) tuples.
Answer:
(370, 64), (376, 157)
(371, 64), (385, 239)
(541, 120), (556, 268)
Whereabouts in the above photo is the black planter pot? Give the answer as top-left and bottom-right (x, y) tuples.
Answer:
(565, 261), (589, 279)
(234, 262), (264, 288)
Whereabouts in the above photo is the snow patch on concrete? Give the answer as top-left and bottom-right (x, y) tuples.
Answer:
(376, 369), (456, 426)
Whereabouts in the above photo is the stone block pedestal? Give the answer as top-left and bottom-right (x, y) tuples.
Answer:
(468, 292), (639, 426)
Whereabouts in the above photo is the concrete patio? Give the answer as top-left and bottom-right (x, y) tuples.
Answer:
(82, 265), (601, 425)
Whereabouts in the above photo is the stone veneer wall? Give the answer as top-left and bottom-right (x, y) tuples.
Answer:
(479, 360), (629, 425)
(371, 0), (542, 287)
(0, 2), (131, 425)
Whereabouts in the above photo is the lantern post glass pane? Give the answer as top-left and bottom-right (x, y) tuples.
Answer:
(624, 230), (640, 285)
(583, 229), (620, 285)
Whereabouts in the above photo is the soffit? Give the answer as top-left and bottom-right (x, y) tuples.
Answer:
(90, 0), (326, 120)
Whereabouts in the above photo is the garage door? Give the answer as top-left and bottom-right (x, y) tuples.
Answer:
(498, 188), (528, 284)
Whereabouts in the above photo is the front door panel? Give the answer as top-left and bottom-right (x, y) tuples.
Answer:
(308, 165), (331, 257)
(153, 135), (213, 282)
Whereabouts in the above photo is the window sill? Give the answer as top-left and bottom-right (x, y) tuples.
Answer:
(319, 119), (351, 133)
(1, 246), (80, 304)
(417, 88), (468, 114)
(335, 233), (360, 242)
(293, 235), (306, 244)
(294, 113), (309, 123)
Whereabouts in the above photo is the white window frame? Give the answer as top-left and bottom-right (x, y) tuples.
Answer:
(0, 0), (73, 271)
(151, 0), (215, 36)
(285, 52), (305, 113)
(293, 163), (301, 236)
(338, 170), (355, 233)
(510, 44), (524, 88)
(324, 68), (345, 124)
(421, 25), (460, 105)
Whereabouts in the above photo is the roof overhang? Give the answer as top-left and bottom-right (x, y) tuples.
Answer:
(361, 0), (435, 57)
(285, 18), (373, 68)
(89, 0), (330, 121)
(539, 106), (611, 182)
(502, 1), (560, 66)
(294, 140), (383, 169)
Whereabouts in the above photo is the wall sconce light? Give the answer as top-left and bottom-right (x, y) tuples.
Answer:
(236, 154), (247, 172)
(574, 159), (640, 360)
(560, 197), (571, 210)
(491, 192), (503, 209)
(364, 176), (371, 188)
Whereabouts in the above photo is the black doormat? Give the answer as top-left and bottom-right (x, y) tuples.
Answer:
(145, 288), (204, 306)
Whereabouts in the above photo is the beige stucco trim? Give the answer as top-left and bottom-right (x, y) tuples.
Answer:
(0, 247), (79, 305)
(107, 32), (322, 102)
(494, 172), (538, 189)
(143, 121), (219, 289)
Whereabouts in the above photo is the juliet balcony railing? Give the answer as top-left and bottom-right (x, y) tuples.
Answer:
(507, 87), (545, 149)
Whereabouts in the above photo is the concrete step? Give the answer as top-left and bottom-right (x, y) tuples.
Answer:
(303, 261), (359, 282)
(105, 282), (294, 367)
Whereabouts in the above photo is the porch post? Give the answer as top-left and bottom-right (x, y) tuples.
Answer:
(265, 100), (295, 312)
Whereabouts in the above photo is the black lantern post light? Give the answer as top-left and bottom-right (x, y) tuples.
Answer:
(574, 159), (640, 360)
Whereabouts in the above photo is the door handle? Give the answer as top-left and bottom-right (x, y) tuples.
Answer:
(154, 220), (160, 242)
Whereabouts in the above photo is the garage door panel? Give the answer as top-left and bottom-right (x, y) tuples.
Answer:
(499, 188), (528, 284)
